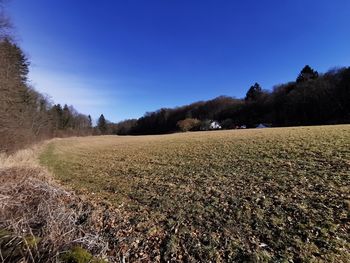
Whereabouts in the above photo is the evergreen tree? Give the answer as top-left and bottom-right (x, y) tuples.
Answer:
(245, 83), (263, 101)
(296, 65), (319, 83)
(97, 114), (107, 134)
(88, 115), (92, 128)
(62, 104), (71, 129)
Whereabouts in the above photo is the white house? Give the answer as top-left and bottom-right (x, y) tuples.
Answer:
(256, 123), (268, 128)
(209, 121), (222, 130)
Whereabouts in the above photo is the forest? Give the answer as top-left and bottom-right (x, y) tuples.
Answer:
(0, 13), (95, 153)
(0, 37), (96, 152)
(115, 65), (350, 135)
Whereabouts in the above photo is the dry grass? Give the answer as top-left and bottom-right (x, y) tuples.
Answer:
(0, 142), (109, 262)
(41, 125), (350, 262)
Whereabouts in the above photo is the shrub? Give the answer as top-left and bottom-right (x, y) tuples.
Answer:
(60, 246), (106, 263)
(176, 118), (201, 132)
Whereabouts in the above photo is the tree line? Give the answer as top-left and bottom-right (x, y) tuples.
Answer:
(0, 3), (115, 152)
(113, 65), (350, 135)
(0, 36), (95, 152)
(0, 4), (96, 152)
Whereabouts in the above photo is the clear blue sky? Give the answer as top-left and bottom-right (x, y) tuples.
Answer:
(8, 0), (350, 122)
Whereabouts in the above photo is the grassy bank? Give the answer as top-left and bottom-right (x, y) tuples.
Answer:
(0, 144), (109, 262)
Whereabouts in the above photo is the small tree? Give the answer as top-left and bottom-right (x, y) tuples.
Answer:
(177, 118), (201, 132)
(97, 114), (107, 135)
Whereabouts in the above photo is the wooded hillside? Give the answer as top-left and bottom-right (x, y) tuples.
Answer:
(0, 5), (92, 153)
(115, 66), (350, 135)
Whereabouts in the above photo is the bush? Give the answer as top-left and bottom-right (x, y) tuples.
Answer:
(176, 118), (201, 132)
(60, 246), (106, 263)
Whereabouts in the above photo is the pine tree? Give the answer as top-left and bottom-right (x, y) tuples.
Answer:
(88, 115), (92, 128)
(97, 114), (107, 134)
(296, 65), (319, 83)
(245, 83), (263, 102)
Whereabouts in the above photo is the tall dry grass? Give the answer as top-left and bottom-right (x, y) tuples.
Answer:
(0, 143), (109, 262)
